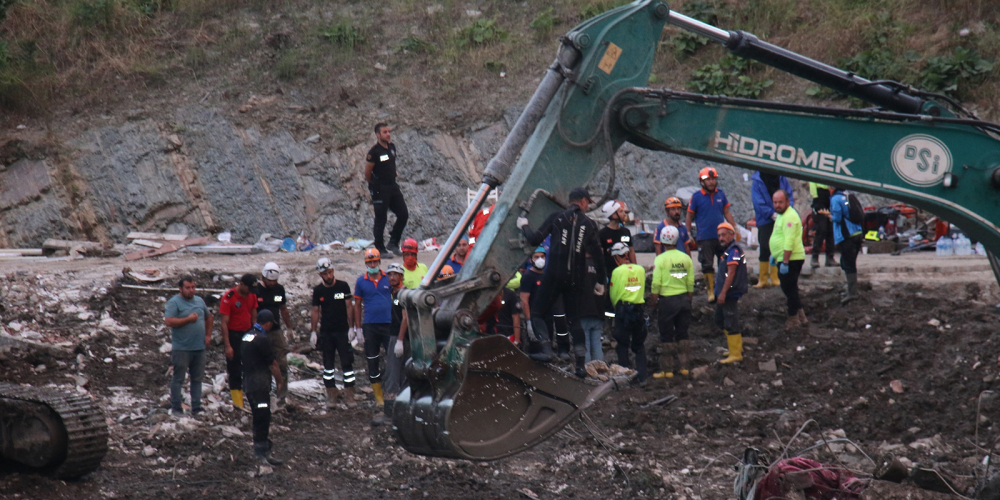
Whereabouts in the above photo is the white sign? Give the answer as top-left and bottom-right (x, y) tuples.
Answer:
(891, 134), (952, 187)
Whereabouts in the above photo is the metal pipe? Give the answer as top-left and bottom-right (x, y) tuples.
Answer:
(483, 49), (575, 184)
(667, 10), (730, 44)
(421, 183), (494, 289)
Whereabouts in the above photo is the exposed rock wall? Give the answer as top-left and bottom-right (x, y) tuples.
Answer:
(1, 105), (762, 248)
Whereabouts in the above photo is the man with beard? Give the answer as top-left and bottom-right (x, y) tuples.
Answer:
(751, 173), (793, 288)
(655, 197), (691, 256)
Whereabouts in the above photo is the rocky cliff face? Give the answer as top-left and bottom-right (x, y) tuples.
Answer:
(0, 105), (764, 248)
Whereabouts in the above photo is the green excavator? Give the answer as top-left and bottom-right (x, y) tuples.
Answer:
(393, 0), (1000, 460)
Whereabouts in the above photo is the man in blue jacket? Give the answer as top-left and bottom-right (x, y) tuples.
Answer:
(750, 172), (792, 289)
(829, 186), (864, 304)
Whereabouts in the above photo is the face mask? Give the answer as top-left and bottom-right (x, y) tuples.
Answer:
(367, 266), (380, 275)
(533, 258), (546, 269)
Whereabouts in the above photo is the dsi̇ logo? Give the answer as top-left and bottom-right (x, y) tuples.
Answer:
(891, 134), (952, 187)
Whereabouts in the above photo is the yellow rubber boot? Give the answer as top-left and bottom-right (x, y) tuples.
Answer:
(705, 272), (716, 303)
(230, 389), (244, 409)
(653, 371), (674, 379)
(719, 333), (743, 364)
(371, 382), (385, 407)
(753, 262), (769, 288)
(768, 264), (780, 287)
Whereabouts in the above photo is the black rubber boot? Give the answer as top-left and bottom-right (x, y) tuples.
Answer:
(254, 440), (284, 466)
(556, 333), (571, 361)
(841, 272), (859, 304)
(528, 318), (553, 362)
(574, 355), (587, 378)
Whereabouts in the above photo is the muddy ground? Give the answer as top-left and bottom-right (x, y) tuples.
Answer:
(2, 251), (1000, 499)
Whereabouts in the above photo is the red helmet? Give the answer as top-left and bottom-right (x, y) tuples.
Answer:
(364, 248), (381, 262)
(698, 167), (718, 180)
(664, 197), (682, 209)
(401, 238), (419, 253)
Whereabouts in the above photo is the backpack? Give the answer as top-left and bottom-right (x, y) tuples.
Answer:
(845, 192), (864, 225)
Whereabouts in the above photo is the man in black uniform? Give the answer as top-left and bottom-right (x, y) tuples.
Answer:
(310, 258), (356, 410)
(241, 309), (284, 465)
(598, 199), (636, 271)
(254, 262), (293, 407)
(516, 187), (607, 377)
(365, 123), (408, 257)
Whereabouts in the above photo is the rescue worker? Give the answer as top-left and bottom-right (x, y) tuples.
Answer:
(365, 123), (407, 256)
(254, 262), (293, 407)
(609, 242), (647, 383)
(241, 309), (284, 466)
(400, 238), (428, 289)
(654, 197), (691, 256)
(809, 182), (838, 268)
(386, 263), (408, 402)
(715, 222), (748, 364)
(164, 276), (213, 417)
(220, 274), (258, 410)
(830, 186), (864, 304)
(497, 272), (523, 346)
(519, 247), (547, 355)
(310, 258), (357, 409)
(648, 226), (694, 378)
(751, 173), (793, 288)
(517, 187), (607, 378)
(468, 203), (495, 248)
(578, 255), (605, 363)
(446, 236), (469, 273)
(686, 167), (738, 303)
(769, 189), (808, 330)
(599, 199), (636, 273)
(352, 248), (394, 409)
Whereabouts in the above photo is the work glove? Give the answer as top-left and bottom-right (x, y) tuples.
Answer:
(516, 217), (529, 229)
(394, 340), (404, 358)
(309, 331), (317, 349)
(769, 255), (777, 266)
(779, 262), (790, 275)
(594, 283), (606, 296)
(525, 320), (537, 342)
(771, 212), (778, 220)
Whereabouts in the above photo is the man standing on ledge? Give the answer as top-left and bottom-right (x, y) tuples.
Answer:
(365, 123), (408, 257)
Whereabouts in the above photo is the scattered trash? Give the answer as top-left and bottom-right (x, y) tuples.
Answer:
(890, 380), (905, 393)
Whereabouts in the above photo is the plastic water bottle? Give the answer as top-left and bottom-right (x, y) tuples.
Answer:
(976, 242), (987, 255)
(936, 236), (953, 256)
(955, 235), (973, 256)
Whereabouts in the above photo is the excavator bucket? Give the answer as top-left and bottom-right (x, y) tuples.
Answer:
(393, 336), (614, 460)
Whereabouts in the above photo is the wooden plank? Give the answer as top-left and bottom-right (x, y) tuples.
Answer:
(123, 237), (209, 261)
(121, 284), (228, 293)
(42, 239), (103, 251)
(126, 232), (188, 241)
(133, 239), (164, 249)
(186, 245), (253, 254)
(0, 248), (43, 256)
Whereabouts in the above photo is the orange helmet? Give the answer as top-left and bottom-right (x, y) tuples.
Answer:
(437, 265), (455, 281)
(364, 248), (381, 262)
(717, 222), (735, 233)
(664, 196), (682, 209)
(401, 238), (419, 253)
(698, 167), (718, 180)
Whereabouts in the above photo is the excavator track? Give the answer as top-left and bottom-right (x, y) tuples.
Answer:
(0, 382), (108, 479)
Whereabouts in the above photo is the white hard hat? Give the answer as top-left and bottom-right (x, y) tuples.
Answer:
(262, 262), (280, 281)
(386, 263), (405, 275)
(659, 225), (680, 246)
(610, 242), (630, 257)
(316, 257), (332, 273)
(601, 199), (623, 219)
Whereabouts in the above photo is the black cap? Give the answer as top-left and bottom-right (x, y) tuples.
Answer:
(240, 274), (256, 287)
(257, 309), (275, 327)
(568, 187), (593, 202)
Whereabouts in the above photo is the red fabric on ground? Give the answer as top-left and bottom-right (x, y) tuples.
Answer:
(755, 457), (865, 500)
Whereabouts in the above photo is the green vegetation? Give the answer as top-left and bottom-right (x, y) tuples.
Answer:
(920, 46), (994, 97)
(457, 19), (507, 47)
(397, 36), (435, 55)
(687, 54), (773, 98)
(668, 0), (720, 57)
(578, 0), (629, 19)
(318, 21), (365, 50)
(529, 7), (558, 35)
